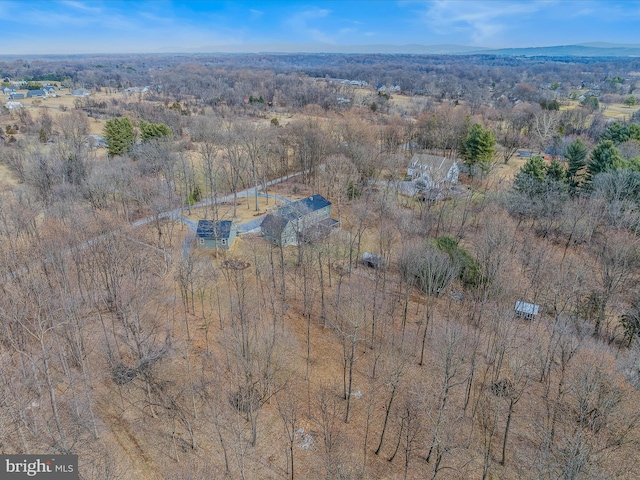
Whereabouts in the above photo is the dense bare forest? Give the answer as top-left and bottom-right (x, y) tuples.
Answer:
(2, 53), (640, 479)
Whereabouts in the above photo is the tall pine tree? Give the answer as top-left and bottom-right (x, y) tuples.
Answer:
(104, 117), (134, 157)
(140, 120), (172, 142)
(565, 138), (588, 194)
(546, 158), (567, 184)
(513, 155), (546, 196)
(460, 123), (495, 175)
(587, 140), (623, 182)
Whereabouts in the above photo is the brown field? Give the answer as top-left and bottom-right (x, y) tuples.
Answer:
(6, 88), (145, 135)
(561, 97), (640, 120)
(491, 154), (528, 182)
(0, 162), (18, 188)
(183, 191), (302, 225)
(603, 102), (640, 119)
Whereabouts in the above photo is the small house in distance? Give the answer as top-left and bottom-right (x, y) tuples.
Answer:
(27, 89), (47, 98)
(407, 154), (459, 189)
(261, 194), (337, 247)
(71, 88), (90, 97)
(196, 220), (237, 250)
(514, 301), (540, 321)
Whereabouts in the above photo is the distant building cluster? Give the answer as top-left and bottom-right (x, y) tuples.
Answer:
(321, 78), (368, 87)
(2, 84), (58, 100)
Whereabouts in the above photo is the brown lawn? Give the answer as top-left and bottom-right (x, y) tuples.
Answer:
(0, 163), (18, 188)
(183, 194), (288, 224)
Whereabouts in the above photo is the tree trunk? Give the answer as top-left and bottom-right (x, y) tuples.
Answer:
(500, 398), (515, 465)
(375, 382), (398, 455)
(345, 325), (358, 423)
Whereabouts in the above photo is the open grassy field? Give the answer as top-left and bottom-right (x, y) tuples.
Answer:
(11, 89), (111, 135)
(491, 154), (528, 183)
(561, 97), (640, 120)
(183, 194), (289, 224)
(602, 102), (640, 120)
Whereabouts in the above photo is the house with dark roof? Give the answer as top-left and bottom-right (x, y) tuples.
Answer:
(27, 89), (46, 98)
(9, 92), (24, 100)
(196, 220), (237, 250)
(261, 194), (337, 247)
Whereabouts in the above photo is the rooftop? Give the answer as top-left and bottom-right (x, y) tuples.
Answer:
(275, 195), (331, 222)
(515, 301), (539, 315)
(196, 220), (233, 239)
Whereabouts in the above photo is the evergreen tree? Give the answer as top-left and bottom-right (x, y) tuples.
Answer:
(587, 140), (623, 181)
(511, 155), (568, 225)
(513, 155), (546, 195)
(140, 120), (172, 142)
(629, 123), (640, 142)
(460, 123), (495, 175)
(601, 122), (640, 144)
(546, 158), (567, 184)
(601, 122), (629, 144)
(521, 155), (546, 180)
(104, 117), (134, 157)
(565, 138), (588, 194)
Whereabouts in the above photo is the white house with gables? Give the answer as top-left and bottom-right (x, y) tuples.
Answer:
(407, 154), (459, 190)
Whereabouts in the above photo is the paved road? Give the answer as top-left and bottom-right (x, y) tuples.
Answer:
(234, 192), (292, 234)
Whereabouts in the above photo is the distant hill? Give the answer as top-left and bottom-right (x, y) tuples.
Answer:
(7, 42), (640, 58)
(171, 42), (640, 57)
(174, 43), (489, 55)
(579, 42), (640, 49)
(468, 43), (640, 57)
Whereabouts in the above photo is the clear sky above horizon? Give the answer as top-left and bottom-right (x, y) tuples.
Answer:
(1, 0), (639, 55)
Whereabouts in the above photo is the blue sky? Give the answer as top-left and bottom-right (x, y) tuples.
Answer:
(1, 0), (639, 54)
